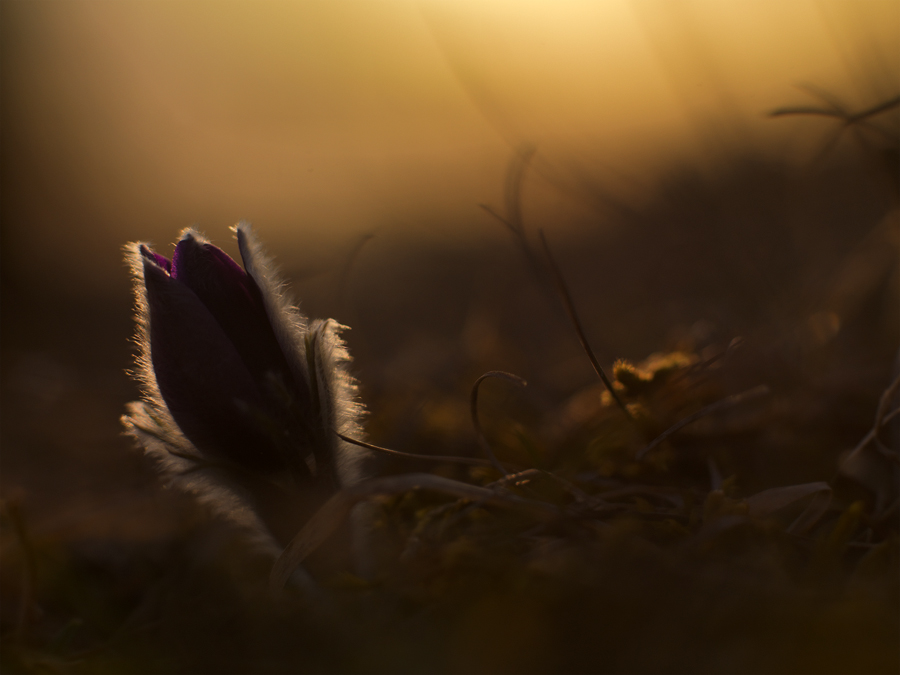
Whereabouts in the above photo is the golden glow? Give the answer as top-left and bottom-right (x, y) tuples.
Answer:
(2, 0), (897, 290)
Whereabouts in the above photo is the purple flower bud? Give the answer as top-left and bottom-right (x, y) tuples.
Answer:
(139, 241), (290, 472)
(169, 235), (305, 405)
(122, 223), (366, 550)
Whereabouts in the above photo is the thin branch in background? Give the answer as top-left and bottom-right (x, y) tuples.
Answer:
(794, 82), (848, 115)
(537, 230), (633, 420)
(471, 371), (528, 476)
(479, 144), (547, 288)
(637, 385), (770, 460)
(505, 144), (536, 234)
(478, 143), (536, 241)
(479, 203), (517, 238)
(769, 91), (900, 159)
(853, 95), (900, 121)
(769, 92), (900, 124)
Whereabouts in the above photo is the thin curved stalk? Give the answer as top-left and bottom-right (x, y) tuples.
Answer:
(537, 230), (633, 420)
(336, 431), (496, 468)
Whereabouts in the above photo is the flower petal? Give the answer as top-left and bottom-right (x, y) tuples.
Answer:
(171, 231), (312, 417)
(233, 223), (317, 411)
(140, 246), (172, 274)
(141, 251), (286, 471)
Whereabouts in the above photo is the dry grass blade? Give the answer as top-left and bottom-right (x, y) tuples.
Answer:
(838, 374), (900, 520)
(874, 372), (900, 448)
(637, 385), (770, 460)
(842, 373), (900, 465)
(471, 371), (527, 476)
(596, 484), (685, 508)
(746, 482), (832, 534)
(336, 431), (496, 468)
(788, 491), (833, 535)
(270, 473), (561, 591)
(537, 230), (633, 420)
(883, 407), (900, 426)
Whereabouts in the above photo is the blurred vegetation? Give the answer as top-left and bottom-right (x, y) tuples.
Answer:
(1, 93), (898, 673)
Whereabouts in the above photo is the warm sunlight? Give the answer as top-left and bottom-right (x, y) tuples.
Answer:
(3, 0), (897, 293)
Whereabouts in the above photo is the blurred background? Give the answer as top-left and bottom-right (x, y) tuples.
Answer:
(2, 0), (897, 291)
(1, 1), (898, 670)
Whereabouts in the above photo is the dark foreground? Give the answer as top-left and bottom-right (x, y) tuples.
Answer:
(2, 145), (898, 673)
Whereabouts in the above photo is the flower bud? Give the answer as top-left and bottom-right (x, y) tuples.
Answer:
(122, 223), (365, 550)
